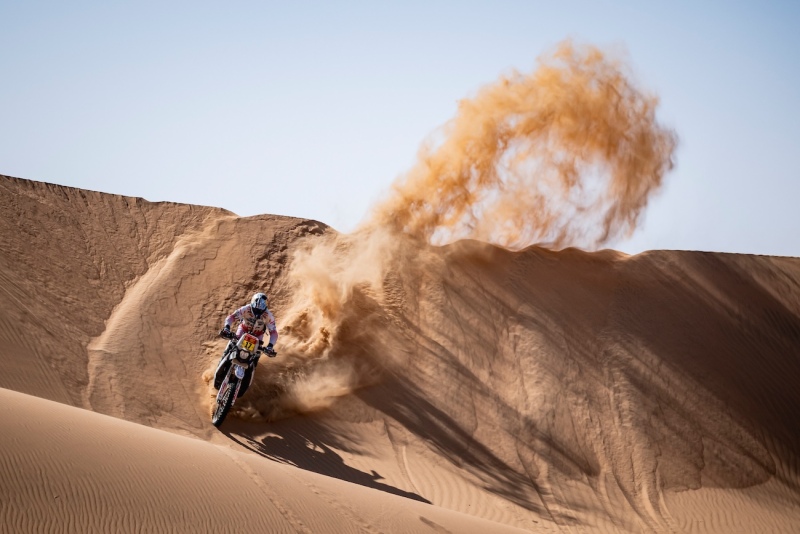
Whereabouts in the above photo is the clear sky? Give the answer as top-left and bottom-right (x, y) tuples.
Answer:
(2, 1), (799, 256)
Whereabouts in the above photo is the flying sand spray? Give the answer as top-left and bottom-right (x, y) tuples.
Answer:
(237, 40), (678, 419)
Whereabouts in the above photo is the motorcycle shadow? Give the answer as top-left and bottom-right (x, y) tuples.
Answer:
(220, 419), (431, 504)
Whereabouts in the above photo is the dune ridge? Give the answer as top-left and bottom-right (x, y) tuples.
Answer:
(2, 174), (800, 532)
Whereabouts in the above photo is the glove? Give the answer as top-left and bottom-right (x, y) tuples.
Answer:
(264, 343), (277, 357)
(219, 326), (231, 338)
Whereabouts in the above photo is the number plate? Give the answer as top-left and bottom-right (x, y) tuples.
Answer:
(239, 334), (258, 352)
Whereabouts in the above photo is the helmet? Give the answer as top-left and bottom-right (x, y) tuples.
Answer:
(250, 292), (268, 317)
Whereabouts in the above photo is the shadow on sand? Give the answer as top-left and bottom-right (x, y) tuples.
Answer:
(221, 418), (431, 504)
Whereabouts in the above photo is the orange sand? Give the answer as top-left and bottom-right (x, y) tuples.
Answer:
(2, 174), (799, 532)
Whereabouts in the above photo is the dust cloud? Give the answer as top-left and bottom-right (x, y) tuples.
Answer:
(373, 40), (676, 249)
(271, 40), (677, 415)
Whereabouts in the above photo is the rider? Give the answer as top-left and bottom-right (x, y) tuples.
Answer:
(214, 292), (278, 397)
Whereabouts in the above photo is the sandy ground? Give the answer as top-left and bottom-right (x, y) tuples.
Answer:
(2, 174), (799, 532)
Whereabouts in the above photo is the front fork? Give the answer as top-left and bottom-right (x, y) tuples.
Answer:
(217, 364), (246, 406)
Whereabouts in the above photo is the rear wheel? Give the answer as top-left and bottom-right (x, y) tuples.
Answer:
(211, 375), (238, 428)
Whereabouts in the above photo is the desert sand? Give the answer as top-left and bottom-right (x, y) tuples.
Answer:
(1, 173), (799, 532)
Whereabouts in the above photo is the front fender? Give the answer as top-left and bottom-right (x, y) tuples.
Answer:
(233, 364), (246, 380)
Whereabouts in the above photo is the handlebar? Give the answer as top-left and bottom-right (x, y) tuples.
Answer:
(219, 329), (276, 355)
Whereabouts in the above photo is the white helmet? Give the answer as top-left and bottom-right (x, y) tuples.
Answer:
(250, 293), (268, 317)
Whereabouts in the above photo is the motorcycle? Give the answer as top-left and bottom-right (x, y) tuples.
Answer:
(211, 331), (276, 428)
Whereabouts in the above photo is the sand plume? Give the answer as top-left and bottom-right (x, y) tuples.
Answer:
(276, 40), (678, 412)
(373, 40), (677, 249)
(267, 227), (409, 415)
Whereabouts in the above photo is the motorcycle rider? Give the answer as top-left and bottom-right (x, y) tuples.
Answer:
(214, 292), (277, 397)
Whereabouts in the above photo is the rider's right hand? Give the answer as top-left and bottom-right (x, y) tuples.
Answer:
(219, 326), (231, 339)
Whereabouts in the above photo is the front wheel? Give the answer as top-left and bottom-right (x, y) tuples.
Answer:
(211, 375), (238, 428)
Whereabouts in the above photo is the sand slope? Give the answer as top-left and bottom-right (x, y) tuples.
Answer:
(0, 387), (531, 533)
(2, 174), (800, 532)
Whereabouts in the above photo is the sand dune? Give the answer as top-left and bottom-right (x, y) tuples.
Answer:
(0, 387), (530, 533)
(2, 174), (800, 532)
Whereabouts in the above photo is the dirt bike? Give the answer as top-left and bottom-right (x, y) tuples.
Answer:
(211, 332), (276, 428)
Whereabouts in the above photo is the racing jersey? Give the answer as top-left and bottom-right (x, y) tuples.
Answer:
(225, 305), (278, 346)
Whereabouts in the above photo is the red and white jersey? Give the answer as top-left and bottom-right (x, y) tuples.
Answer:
(225, 305), (278, 345)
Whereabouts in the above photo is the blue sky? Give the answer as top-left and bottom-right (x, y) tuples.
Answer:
(2, 1), (799, 256)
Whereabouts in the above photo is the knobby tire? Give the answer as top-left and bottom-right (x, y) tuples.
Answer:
(212, 375), (238, 428)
